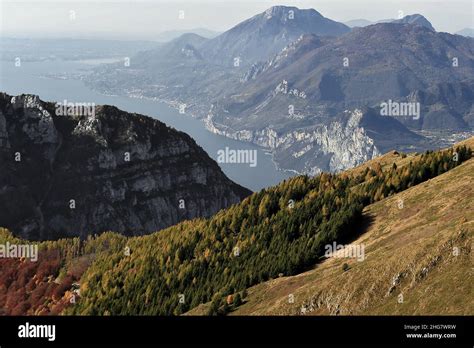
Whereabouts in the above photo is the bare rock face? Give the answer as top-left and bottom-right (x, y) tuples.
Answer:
(0, 93), (251, 240)
(205, 107), (423, 175)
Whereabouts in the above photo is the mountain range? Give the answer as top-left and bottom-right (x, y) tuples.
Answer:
(85, 6), (474, 175)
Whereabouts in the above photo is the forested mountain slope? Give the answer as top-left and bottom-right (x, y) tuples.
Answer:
(0, 138), (472, 316)
(189, 142), (474, 315)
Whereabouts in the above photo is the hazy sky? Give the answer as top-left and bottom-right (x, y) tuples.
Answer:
(1, 0), (472, 40)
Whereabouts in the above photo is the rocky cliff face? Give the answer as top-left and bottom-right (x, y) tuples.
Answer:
(205, 107), (424, 174)
(0, 93), (251, 240)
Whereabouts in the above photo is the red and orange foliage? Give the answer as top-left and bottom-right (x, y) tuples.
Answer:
(0, 248), (75, 315)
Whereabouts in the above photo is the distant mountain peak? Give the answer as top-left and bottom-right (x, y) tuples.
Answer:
(170, 32), (208, 46)
(345, 14), (435, 31)
(392, 14), (435, 31)
(262, 5), (322, 18)
(455, 28), (474, 37)
(201, 6), (349, 66)
(344, 19), (373, 28)
(264, 5), (290, 16)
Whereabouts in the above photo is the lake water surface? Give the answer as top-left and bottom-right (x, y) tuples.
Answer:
(0, 59), (294, 191)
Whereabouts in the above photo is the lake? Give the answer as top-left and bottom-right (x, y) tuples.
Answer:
(0, 59), (294, 191)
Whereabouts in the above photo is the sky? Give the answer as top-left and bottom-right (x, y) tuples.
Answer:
(0, 0), (472, 40)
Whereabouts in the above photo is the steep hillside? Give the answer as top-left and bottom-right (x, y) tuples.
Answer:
(0, 139), (472, 315)
(1, 138), (471, 316)
(191, 153), (473, 315)
(0, 229), (126, 315)
(0, 93), (250, 240)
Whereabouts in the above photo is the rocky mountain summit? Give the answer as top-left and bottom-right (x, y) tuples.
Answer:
(345, 14), (435, 30)
(0, 93), (251, 240)
(199, 6), (349, 66)
(391, 14), (435, 31)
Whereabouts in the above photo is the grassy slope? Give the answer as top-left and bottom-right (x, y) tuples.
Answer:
(187, 140), (474, 315)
